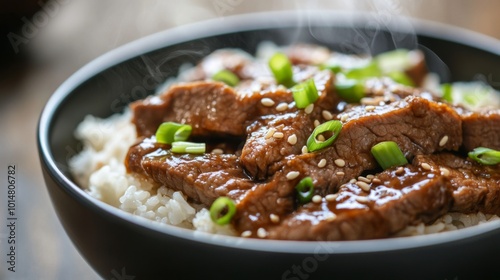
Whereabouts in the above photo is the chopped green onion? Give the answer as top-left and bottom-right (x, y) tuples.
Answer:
(335, 79), (365, 103)
(212, 69), (240, 87)
(269, 53), (294, 88)
(371, 141), (408, 170)
(387, 71), (414, 86)
(156, 122), (192, 144)
(295, 177), (315, 204)
(440, 82), (499, 110)
(171, 141), (206, 154)
(321, 63), (342, 73)
(291, 79), (319, 109)
(345, 61), (381, 80)
(306, 120), (342, 152)
(209, 197), (236, 225)
(468, 147), (500, 165)
(441, 83), (453, 102)
(375, 49), (411, 74)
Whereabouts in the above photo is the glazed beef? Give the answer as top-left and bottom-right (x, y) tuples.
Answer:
(284, 96), (462, 194)
(460, 109), (500, 151)
(266, 165), (452, 241)
(240, 112), (314, 180)
(413, 153), (500, 215)
(241, 95), (462, 182)
(126, 138), (253, 206)
(131, 69), (335, 138)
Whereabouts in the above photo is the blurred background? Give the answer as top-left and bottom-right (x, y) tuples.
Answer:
(0, 0), (498, 279)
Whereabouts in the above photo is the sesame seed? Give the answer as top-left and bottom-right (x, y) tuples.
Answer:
(257, 228), (268, 238)
(317, 134), (326, 142)
(366, 174), (375, 179)
(270, 214), (280, 223)
(211, 148), (223, 154)
(356, 181), (371, 192)
(340, 114), (348, 122)
(287, 134), (298, 145)
(322, 110), (333, 120)
(395, 167), (404, 176)
(301, 145), (308, 154)
(265, 138), (274, 144)
(336, 171), (345, 176)
(317, 159), (327, 168)
(312, 195), (322, 203)
(273, 132), (284, 139)
(241, 230), (252, 238)
(439, 135), (449, 147)
(314, 120), (320, 127)
(265, 128), (276, 139)
(286, 171), (300, 180)
(372, 178), (382, 184)
(365, 105), (376, 112)
(349, 179), (357, 184)
(440, 167), (450, 177)
(325, 213), (337, 222)
(421, 162), (432, 171)
(325, 194), (338, 202)
(355, 196), (369, 203)
(334, 158), (346, 167)
(261, 98), (275, 107)
(305, 103), (314, 114)
(276, 102), (288, 111)
(358, 176), (371, 183)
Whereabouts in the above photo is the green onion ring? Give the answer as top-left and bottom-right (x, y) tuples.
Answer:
(468, 147), (500, 165)
(171, 141), (206, 154)
(210, 197), (237, 225)
(306, 120), (342, 152)
(212, 69), (240, 87)
(291, 79), (319, 109)
(269, 52), (294, 88)
(295, 177), (315, 204)
(155, 122), (192, 144)
(371, 141), (408, 170)
(335, 79), (365, 103)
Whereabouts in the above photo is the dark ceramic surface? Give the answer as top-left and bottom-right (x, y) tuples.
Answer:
(38, 11), (500, 279)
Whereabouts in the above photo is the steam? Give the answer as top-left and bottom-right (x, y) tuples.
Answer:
(299, 0), (419, 55)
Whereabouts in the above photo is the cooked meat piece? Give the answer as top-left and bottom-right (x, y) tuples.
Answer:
(413, 153), (500, 215)
(232, 169), (297, 234)
(404, 49), (428, 86)
(131, 69), (336, 138)
(131, 81), (292, 137)
(286, 44), (331, 65)
(126, 137), (253, 206)
(240, 112), (314, 180)
(460, 109), (500, 151)
(180, 49), (262, 82)
(362, 77), (438, 106)
(288, 95), (462, 194)
(239, 69), (337, 179)
(233, 96), (463, 233)
(266, 164), (452, 241)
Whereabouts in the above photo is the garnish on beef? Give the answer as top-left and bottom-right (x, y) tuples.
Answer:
(266, 165), (452, 241)
(413, 153), (500, 215)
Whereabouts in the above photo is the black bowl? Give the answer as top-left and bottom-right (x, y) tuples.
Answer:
(38, 11), (500, 279)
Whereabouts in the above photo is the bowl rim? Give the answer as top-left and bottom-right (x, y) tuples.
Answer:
(38, 10), (500, 255)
